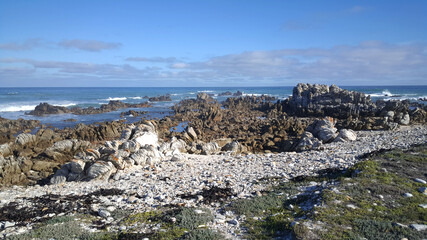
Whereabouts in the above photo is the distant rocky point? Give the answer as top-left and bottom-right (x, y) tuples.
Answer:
(27, 100), (152, 116)
(148, 95), (172, 102)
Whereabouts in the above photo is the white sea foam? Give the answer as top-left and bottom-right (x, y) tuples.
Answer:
(0, 102), (77, 112)
(129, 97), (143, 100)
(0, 105), (38, 112)
(197, 90), (214, 93)
(242, 93), (264, 97)
(104, 97), (127, 101)
(369, 90), (394, 97)
(56, 103), (77, 107)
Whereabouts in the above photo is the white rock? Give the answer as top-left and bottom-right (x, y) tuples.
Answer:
(414, 178), (427, 184)
(334, 129), (357, 142)
(418, 204), (427, 209)
(346, 204), (357, 209)
(98, 209), (111, 218)
(403, 193), (413, 197)
(194, 209), (204, 214)
(107, 206), (116, 212)
(228, 219), (239, 225)
(410, 224), (427, 231)
(134, 132), (158, 147)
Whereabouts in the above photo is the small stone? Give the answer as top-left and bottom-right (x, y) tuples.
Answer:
(403, 193), (413, 198)
(107, 206), (116, 212)
(393, 222), (408, 228)
(414, 178), (427, 184)
(3, 221), (15, 229)
(98, 209), (111, 218)
(228, 219), (239, 225)
(127, 196), (137, 203)
(410, 224), (427, 231)
(418, 187), (427, 194)
(418, 204), (427, 209)
(194, 209), (204, 214)
(119, 226), (127, 231)
(346, 204), (357, 209)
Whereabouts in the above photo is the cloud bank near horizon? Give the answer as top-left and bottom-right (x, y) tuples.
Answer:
(1, 41), (426, 86)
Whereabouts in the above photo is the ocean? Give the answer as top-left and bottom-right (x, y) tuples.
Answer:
(0, 86), (426, 129)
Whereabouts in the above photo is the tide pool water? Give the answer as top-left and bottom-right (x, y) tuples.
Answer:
(0, 86), (426, 128)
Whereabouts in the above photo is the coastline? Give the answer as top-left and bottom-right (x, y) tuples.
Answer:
(1, 83), (426, 239)
(1, 125), (426, 238)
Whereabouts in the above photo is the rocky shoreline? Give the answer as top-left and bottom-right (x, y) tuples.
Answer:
(0, 125), (426, 238)
(0, 83), (426, 239)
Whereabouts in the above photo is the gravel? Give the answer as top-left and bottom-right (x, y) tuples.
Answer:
(1, 125), (426, 238)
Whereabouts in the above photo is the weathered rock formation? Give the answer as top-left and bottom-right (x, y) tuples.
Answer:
(294, 118), (357, 152)
(49, 121), (184, 184)
(148, 95), (172, 102)
(278, 83), (376, 118)
(0, 118), (40, 144)
(273, 83), (426, 130)
(0, 120), (131, 186)
(27, 100), (151, 116)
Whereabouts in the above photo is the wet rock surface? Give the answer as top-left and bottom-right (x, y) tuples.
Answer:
(148, 95), (172, 102)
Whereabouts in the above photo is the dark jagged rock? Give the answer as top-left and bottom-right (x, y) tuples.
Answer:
(165, 93), (307, 153)
(0, 117), (40, 144)
(28, 103), (71, 116)
(233, 91), (243, 96)
(270, 83), (426, 130)
(219, 91), (233, 96)
(149, 95), (172, 102)
(27, 101), (151, 116)
(120, 110), (148, 118)
(278, 83), (376, 119)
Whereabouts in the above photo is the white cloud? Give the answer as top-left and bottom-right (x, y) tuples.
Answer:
(170, 63), (189, 69)
(0, 39), (43, 51)
(126, 57), (176, 63)
(1, 41), (426, 86)
(58, 39), (121, 52)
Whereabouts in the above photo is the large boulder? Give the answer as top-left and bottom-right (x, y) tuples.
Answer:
(306, 118), (338, 143)
(87, 161), (116, 180)
(15, 133), (37, 146)
(0, 143), (11, 157)
(27, 103), (71, 116)
(294, 132), (322, 152)
(334, 129), (357, 142)
(201, 142), (219, 155)
(49, 122), (165, 184)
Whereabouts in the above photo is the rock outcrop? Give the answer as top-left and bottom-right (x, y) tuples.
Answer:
(273, 83), (426, 131)
(148, 95), (172, 102)
(0, 117), (40, 144)
(49, 121), (175, 184)
(293, 117), (357, 151)
(279, 83), (376, 119)
(27, 100), (151, 116)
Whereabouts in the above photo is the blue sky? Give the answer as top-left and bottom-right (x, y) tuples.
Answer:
(0, 0), (426, 87)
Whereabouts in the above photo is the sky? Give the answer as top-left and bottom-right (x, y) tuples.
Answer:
(0, 0), (426, 87)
